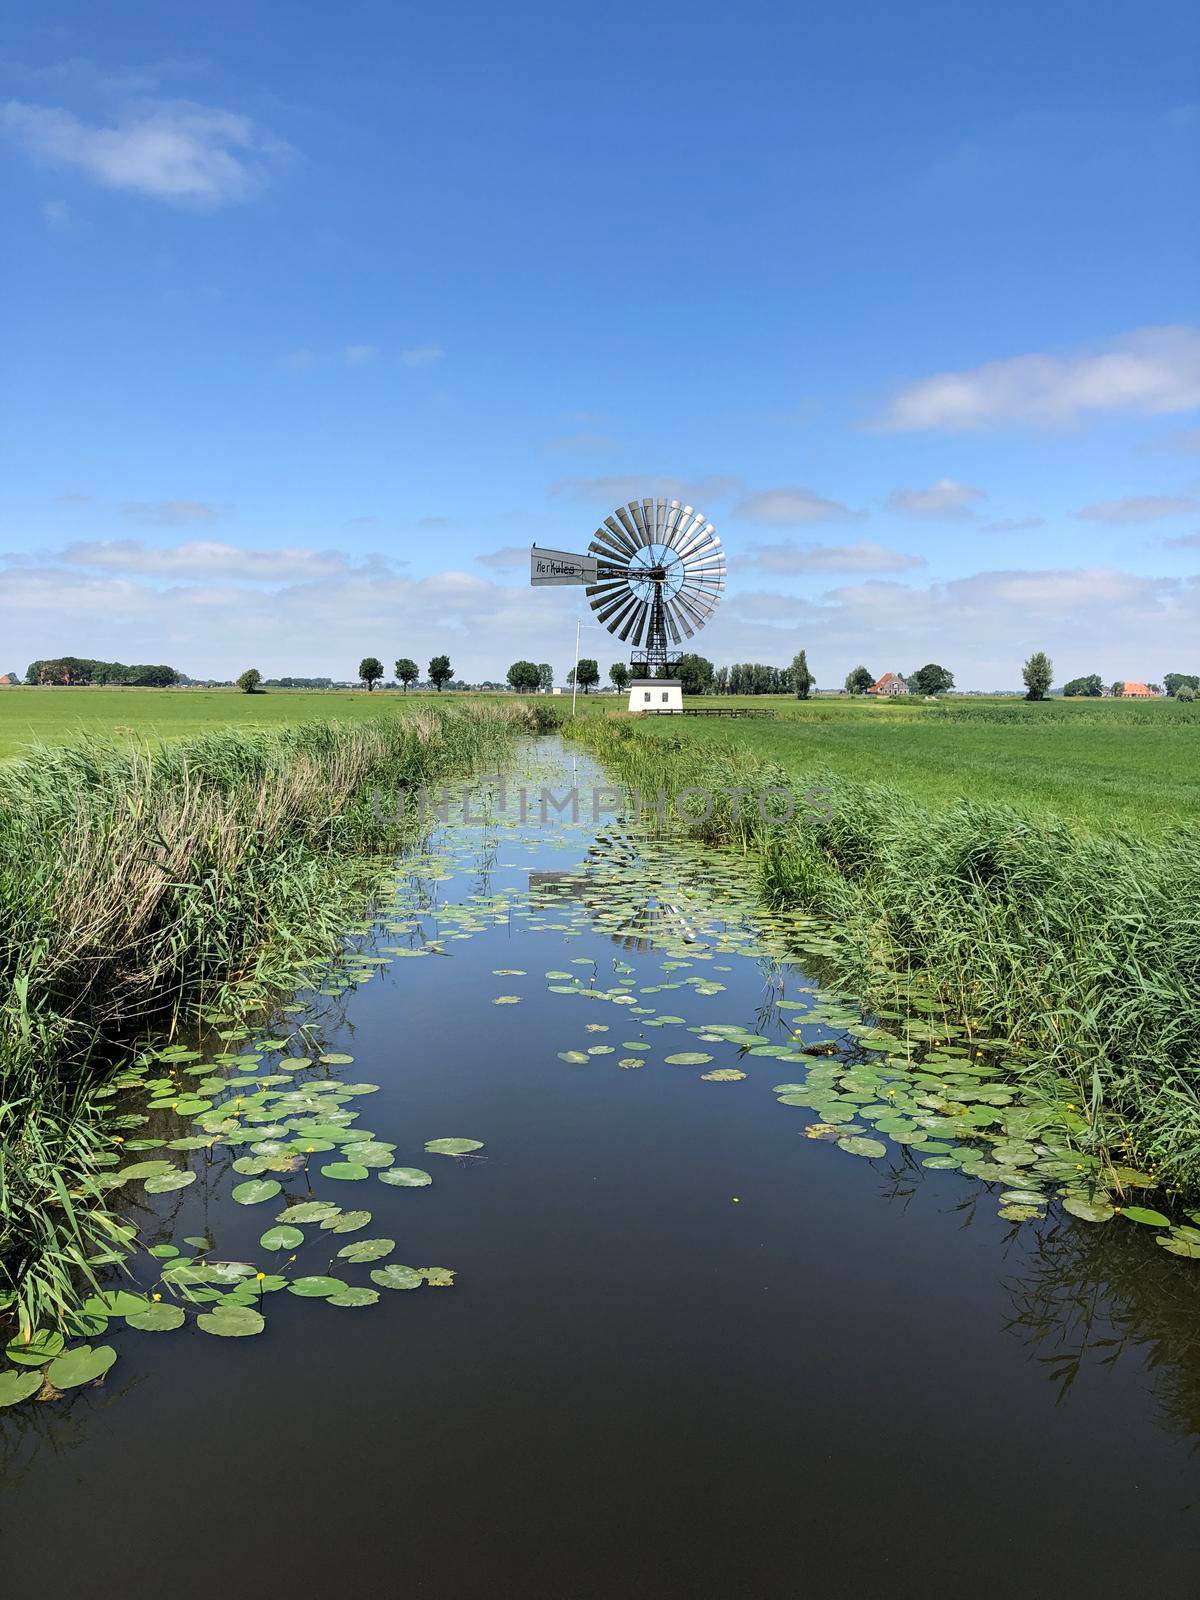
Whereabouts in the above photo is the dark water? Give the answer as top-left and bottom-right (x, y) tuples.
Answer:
(3, 739), (1198, 1597)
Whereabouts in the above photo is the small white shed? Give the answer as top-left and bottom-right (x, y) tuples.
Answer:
(628, 678), (683, 714)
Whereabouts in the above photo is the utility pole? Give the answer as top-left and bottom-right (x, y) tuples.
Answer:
(571, 616), (581, 715)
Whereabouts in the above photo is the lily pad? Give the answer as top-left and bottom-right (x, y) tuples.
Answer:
(322, 1209), (372, 1233)
(337, 1238), (395, 1263)
(46, 1343), (117, 1388)
(125, 1303), (186, 1332)
(1120, 1205), (1171, 1227)
(259, 1225), (304, 1251)
(418, 1266), (456, 1287)
(144, 1170), (196, 1194)
(836, 1136), (888, 1159)
(664, 1052), (714, 1066)
(557, 1051), (588, 1064)
(196, 1305), (265, 1337)
(424, 1138), (484, 1156)
(701, 1069), (746, 1081)
(370, 1264), (423, 1290)
(288, 1276), (349, 1298)
(319, 1053), (355, 1065)
(0, 1370), (44, 1407)
(1061, 1195), (1115, 1223)
(231, 1179), (282, 1206)
(378, 1167), (432, 1188)
(327, 1288), (380, 1307)
(6, 1329), (65, 1366)
(321, 1161), (370, 1181)
(276, 1201), (340, 1224)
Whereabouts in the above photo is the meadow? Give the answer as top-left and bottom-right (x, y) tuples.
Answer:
(2, 686), (1194, 834)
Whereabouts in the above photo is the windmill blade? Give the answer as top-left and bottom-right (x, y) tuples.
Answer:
(662, 500), (686, 547)
(662, 599), (690, 643)
(613, 505), (640, 546)
(618, 595), (652, 643)
(654, 498), (668, 542)
(593, 524), (636, 562)
(628, 499), (650, 546)
(593, 587), (639, 626)
(676, 520), (717, 561)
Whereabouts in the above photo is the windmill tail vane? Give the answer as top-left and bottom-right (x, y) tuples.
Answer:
(530, 496), (725, 675)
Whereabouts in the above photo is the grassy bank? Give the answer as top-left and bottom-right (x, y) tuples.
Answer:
(0, 702), (551, 1330)
(598, 696), (1198, 835)
(568, 713), (1200, 1192)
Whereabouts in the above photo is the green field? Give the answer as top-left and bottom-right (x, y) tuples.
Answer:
(597, 695), (1199, 834)
(1, 687), (1196, 833)
(0, 685), (464, 759)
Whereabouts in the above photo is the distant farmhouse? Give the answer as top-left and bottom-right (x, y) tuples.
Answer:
(1117, 682), (1160, 699)
(0, 674), (17, 686)
(868, 671), (907, 696)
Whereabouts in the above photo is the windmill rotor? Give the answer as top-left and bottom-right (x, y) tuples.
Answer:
(529, 495), (726, 675)
(586, 498), (725, 672)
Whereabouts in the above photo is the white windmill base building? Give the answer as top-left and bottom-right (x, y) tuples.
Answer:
(628, 678), (683, 714)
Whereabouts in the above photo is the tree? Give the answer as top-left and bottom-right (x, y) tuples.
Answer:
(358, 657), (384, 692)
(1147, 682), (1163, 696)
(1062, 673), (1103, 697)
(908, 663), (955, 696)
(609, 661), (629, 691)
(845, 665), (873, 695)
(428, 654), (453, 692)
(714, 665), (729, 694)
(1176, 685), (1196, 702)
(571, 658), (599, 694)
(506, 659), (541, 692)
(1110, 681), (1125, 698)
(675, 653), (714, 696)
(1022, 650), (1053, 701)
(236, 668), (263, 694)
(537, 662), (554, 693)
(395, 657), (419, 692)
(1164, 672), (1199, 697)
(792, 650), (815, 700)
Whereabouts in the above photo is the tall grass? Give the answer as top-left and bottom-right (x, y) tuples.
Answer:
(570, 714), (1200, 1190)
(0, 701), (553, 1327)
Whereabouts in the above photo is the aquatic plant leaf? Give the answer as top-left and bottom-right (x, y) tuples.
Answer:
(378, 1167), (432, 1187)
(701, 1069), (746, 1081)
(6, 1329), (65, 1366)
(125, 1303), (186, 1332)
(81, 1290), (150, 1318)
(327, 1288), (380, 1307)
(837, 1136), (887, 1159)
(319, 1053), (355, 1065)
(323, 1210), (372, 1233)
(417, 1267), (456, 1287)
(288, 1276), (349, 1298)
(144, 1170), (196, 1194)
(46, 1343), (117, 1388)
(1120, 1206), (1171, 1227)
(196, 1306), (265, 1337)
(370, 1264), (422, 1290)
(117, 1160), (176, 1182)
(259, 1225), (304, 1251)
(336, 1238), (395, 1263)
(0, 1370), (43, 1407)
(557, 1051), (588, 1064)
(321, 1162), (370, 1181)
(424, 1138), (484, 1155)
(276, 1201), (340, 1224)
(1061, 1196), (1115, 1223)
(232, 1179), (282, 1205)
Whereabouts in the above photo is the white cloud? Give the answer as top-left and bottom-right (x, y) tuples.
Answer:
(343, 344), (378, 368)
(475, 546), (528, 570)
(1075, 495), (1197, 523)
(746, 540), (925, 574)
(54, 540), (370, 580)
(886, 478), (986, 519)
(401, 344), (445, 368)
(875, 325), (1200, 431)
(734, 486), (864, 524)
(1164, 531), (1200, 549)
(1, 98), (289, 205)
(120, 500), (218, 526)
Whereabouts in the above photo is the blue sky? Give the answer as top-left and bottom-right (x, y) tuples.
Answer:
(2, 0), (1198, 687)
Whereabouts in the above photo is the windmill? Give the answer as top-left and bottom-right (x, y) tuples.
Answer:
(531, 497), (725, 676)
